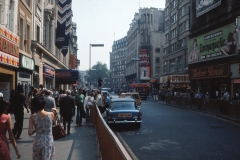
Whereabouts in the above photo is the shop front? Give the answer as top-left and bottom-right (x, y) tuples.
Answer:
(189, 64), (230, 99)
(0, 24), (19, 100)
(160, 75), (190, 92)
(230, 63), (240, 96)
(43, 63), (55, 89)
(17, 53), (35, 98)
(55, 69), (79, 90)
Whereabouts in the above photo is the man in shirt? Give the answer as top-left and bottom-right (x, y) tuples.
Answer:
(75, 88), (85, 126)
(95, 90), (103, 113)
(102, 92), (110, 114)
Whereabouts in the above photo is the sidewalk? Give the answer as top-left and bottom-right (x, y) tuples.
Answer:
(148, 97), (240, 124)
(9, 108), (101, 160)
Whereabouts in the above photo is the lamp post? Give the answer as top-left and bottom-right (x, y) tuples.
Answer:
(89, 44), (104, 69)
(131, 58), (140, 83)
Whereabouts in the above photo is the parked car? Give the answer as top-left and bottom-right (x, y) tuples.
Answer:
(119, 92), (142, 106)
(106, 98), (142, 128)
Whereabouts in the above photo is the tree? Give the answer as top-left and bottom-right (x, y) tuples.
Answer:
(85, 62), (110, 88)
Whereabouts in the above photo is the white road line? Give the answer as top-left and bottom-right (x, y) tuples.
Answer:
(116, 132), (138, 160)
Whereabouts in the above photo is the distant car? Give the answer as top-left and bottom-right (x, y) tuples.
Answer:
(114, 89), (120, 94)
(119, 92), (141, 106)
(101, 90), (109, 96)
(106, 98), (142, 128)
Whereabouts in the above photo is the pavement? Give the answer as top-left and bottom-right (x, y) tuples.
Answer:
(9, 108), (101, 160)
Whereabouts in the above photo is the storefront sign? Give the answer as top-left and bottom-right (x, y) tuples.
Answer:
(196, 0), (221, 17)
(20, 54), (34, 71)
(139, 46), (151, 80)
(43, 64), (55, 79)
(233, 79), (240, 83)
(189, 64), (229, 79)
(0, 24), (19, 67)
(69, 54), (75, 69)
(0, 82), (10, 100)
(55, 69), (79, 84)
(140, 66), (150, 80)
(188, 23), (236, 64)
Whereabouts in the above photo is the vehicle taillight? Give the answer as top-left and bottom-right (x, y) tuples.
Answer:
(138, 112), (142, 120)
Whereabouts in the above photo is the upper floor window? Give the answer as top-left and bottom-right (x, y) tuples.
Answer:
(156, 48), (160, 53)
(19, 18), (24, 50)
(164, 62), (167, 73)
(169, 59), (175, 72)
(179, 4), (189, 18)
(156, 57), (160, 64)
(26, 0), (31, 7)
(170, 13), (178, 24)
(179, 20), (189, 33)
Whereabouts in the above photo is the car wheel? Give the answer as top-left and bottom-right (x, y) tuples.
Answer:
(135, 123), (141, 129)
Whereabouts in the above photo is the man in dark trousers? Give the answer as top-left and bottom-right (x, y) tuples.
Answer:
(60, 90), (75, 134)
(12, 85), (29, 139)
(74, 88), (85, 126)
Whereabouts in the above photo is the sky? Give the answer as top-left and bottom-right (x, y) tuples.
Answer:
(72, 0), (165, 71)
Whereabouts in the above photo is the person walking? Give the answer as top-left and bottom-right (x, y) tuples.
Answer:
(59, 90), (75, 134)
(12, 85), (29, 139)
(44, 90), (56, 112)
(28, 86), (34, 108)
(75, 88), (85, 126)
(0, 98), (20, 159)
(85, 92), (94, 122)
(95, 90), (103, 113)
(53, 89), (59, 108)
(29, 88), (39, 114)
(28, 95), (56, 160)
(102, 92), (110, 114)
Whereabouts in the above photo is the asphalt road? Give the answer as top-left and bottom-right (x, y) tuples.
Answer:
(112, 99), (240, 160)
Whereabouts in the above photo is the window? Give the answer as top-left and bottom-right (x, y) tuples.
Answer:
(165, 20), (169, 29)
(170, 27), (177, 39)
(170, 13), (178, 24)
(179, 20), (189, 33)
(155, 66), (160, 74)
(166, 33), (169, 41)
(156, 48), (160, 53)
(26, 24), (30, 53)
(169, 59), (175, 72)
(26, 0), (31, 7)
(178, 56), (184, 70)
(155, 57), (160, 64)
(37, 25), (40, 42)
(19, 18), (24, 50)
(164, 62), (167, 73)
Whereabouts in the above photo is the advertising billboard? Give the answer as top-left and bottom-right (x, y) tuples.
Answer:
(188, 23), (236, 64)
(139, 46), (150, 80)
(196, 0), (221, 17)
(55, 69), (79, 84)
(43, 64), (55, 79)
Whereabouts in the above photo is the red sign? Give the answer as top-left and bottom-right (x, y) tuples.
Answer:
(234, 79), (240, 83)
(69, 54), (75, 69)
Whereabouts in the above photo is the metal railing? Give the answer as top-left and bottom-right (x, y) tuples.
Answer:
(165, 96), (240, 119)
(90, 105), (132, 160)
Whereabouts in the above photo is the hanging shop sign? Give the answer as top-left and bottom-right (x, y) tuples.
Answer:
(139, 46), (151, 80)
(69, 54), (75, 69)
(43, 64), (55, 79)
(188, 23), (236, 64)
(189, 64), (229, 80)
(55, 69), (79, 84)
(20, 54), (35, 71)
(0, 24), (19, 67)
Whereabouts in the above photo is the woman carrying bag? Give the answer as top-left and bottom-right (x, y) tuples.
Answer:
(28, 95), (57, 160)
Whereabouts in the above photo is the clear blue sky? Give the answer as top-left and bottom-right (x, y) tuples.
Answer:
(72, 0), (165, 71)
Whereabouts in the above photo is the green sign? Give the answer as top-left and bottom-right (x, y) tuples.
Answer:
(20, 54), (35, 71)
(188, 23), (237, 64)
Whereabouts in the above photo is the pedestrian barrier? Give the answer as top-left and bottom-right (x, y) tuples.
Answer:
(165, 96), (240, 120)
(90, 105), (132, 160)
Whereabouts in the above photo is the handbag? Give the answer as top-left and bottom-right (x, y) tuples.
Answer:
(52, 113), (66, 140)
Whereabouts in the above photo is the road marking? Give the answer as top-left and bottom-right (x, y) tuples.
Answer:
(116, 132), (138, 160)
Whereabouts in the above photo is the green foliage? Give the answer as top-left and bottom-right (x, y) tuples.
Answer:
(85, 62), (110, 86)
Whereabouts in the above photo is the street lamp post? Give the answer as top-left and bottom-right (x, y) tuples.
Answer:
(89, 44), (104, 69)
(131, 58), (140, 83)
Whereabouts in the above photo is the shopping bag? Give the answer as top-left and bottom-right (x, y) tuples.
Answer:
(52, 113), (66, 140)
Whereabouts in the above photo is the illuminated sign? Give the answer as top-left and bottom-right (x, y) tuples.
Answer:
(20, 54), (35, 71)
(0, 24), (19, 67)
(196, 0), (221, 17)
(43, 64), (55, 79)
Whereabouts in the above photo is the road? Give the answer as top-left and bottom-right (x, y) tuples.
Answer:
(110, 96), (240, 160)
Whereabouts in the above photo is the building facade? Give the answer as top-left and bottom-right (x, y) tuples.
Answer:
(188, 0), (240, 98)
(162, 0), (190, 92)
(125, 8), (165, 91)
(110, 36), (127, 90)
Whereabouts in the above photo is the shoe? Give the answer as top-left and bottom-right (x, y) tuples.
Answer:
(75, 124), (79, 127)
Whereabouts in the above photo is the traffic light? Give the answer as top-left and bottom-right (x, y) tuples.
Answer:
(98, 77), (103, 87)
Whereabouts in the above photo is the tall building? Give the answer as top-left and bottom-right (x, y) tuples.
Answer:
(162, 0), (190, 92)
(188, 0), (240, 98)
(125, 8), (165, 91)
(0, 0), (19, 100)
(110, 36), (127, 90)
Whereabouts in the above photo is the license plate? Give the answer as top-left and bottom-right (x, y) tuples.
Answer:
(118, 113), (132, 117)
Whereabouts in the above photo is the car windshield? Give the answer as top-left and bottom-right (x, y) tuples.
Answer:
(132, 94), (139, 99)
(111, 101), (136, 110)
(124, 94), (131, 98)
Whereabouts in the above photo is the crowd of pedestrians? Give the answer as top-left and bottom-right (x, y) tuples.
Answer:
(0, 84), (111, 159)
